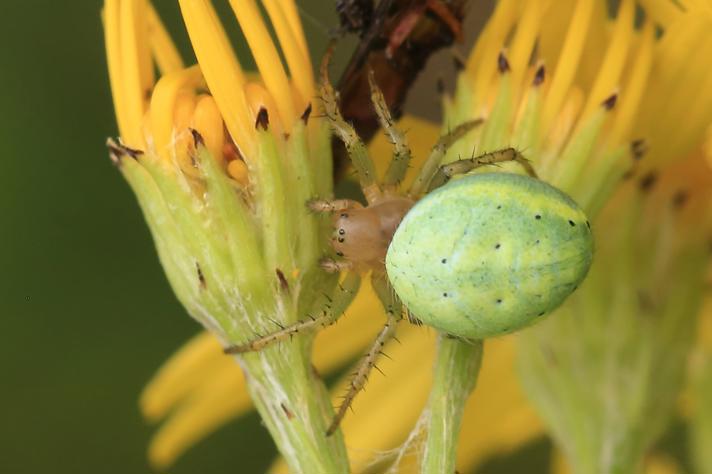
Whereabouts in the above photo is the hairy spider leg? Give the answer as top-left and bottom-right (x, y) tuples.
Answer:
(307, 199), (362, 269)
(408, 119), (484, 197)
(367, 70), (412, 191)
(320, 43), (381, 204)
(319, 257), (355, 273)
(223, 273), (361, 354)
(307, 198), (363, 213)
(428, 147), (538, 191)
(326, 271), (401, 436)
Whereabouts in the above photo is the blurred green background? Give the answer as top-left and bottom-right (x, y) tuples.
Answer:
(1, 1), (686, 473)
(0, 2), (317, 472)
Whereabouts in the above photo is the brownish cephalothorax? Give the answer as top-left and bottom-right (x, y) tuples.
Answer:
(310, 194), (414, 272)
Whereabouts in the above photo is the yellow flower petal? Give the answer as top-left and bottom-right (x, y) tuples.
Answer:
(634, 11), (712, 167)
(103, 0), (153, 148)
(541, 0), (595, 132)
(178, 0), (253, 156)
(466, 0), (520, 106)
(193, 94), (227, 163)
(273, 0), (308, 61)
(508, 1), (545, 101)
(243, 81), (285, 135)
(261, 0), (314, 109)
(139, 331), (228, 422)
(148, 65), (204, 161)
(227, 0), (295, 129)
(148, 362), (252, 469)
(146, 2), (183, 75)
(579, 0), (634, 120)
(637, 0), (684, 27)
(608, 22), (654, 145)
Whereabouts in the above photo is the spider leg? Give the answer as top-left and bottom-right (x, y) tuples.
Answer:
(307, 198), (362, 214)
(320, 258), (354, 273)
(425, 0), (463, 42)
(326, 271), (401, 436)
(224, 273), (361, 354)
(408, 119), (483, 197)
(367, 70), (412, 191)
(319, 44), (381, 204)
(428, 147), (538, 191)
(326, 313), (399, 436)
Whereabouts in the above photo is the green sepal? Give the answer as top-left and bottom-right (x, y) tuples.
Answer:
(547, 107), (608, 197)
(119, 156), (235, 336)
(252, 130), (296, 282)
(479, 72), (513, 151)
(511, 87), (543, 159)
(193, 136), (274, 330)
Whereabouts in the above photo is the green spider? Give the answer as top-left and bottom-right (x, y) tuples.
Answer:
(225, 47), (593, 436)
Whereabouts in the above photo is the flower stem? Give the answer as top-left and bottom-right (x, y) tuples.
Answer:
(692, 354), (712, 473)
(238, 341), (350, 474)
(420, 335), (483, 474)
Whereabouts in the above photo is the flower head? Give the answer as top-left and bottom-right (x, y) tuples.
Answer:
(103, 0), (351, 472)
(447, 0), (712, 217)
(489, 1), (712, 471)
(519, 151), (712, 474)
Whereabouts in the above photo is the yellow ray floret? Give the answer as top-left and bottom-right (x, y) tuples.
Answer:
(508, 1), (545, 101)
(227, 0), (296, 129)
(147, 362), (252, 469)
(148, 66), (205, 162)
(540, 0), (594, 132)
(261, 0), (314, 109)
(466, 0), (520, 102)
(608, 22), (654, 145)
(146, 3), (182, 75)
(178, 0), (253, 156)
(103, 0), (153, 148)
(579, 0), (633, 120)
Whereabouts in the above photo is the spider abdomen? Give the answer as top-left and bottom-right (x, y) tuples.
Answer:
(385, 173), (594, 339)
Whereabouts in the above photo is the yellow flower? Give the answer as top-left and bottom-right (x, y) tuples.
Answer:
(103, 0), (350, 472)
(105, 0), (712, 472)
(522, 150), (712, 474)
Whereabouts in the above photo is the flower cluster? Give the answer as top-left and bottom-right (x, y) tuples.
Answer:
(104, 0), (349, 471)
(102, 0), (712, 472)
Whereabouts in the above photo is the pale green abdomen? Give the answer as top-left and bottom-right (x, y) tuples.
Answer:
(386, 173), (593, 339)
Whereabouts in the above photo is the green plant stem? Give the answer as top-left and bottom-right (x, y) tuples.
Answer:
(692, 354), (712, 473)
(421, 335), (483, 474)
(238, 339), (350, 474)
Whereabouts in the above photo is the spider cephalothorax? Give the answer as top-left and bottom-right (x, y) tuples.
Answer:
(223, 46), (579, 436)
(310, 194), (414, 271)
